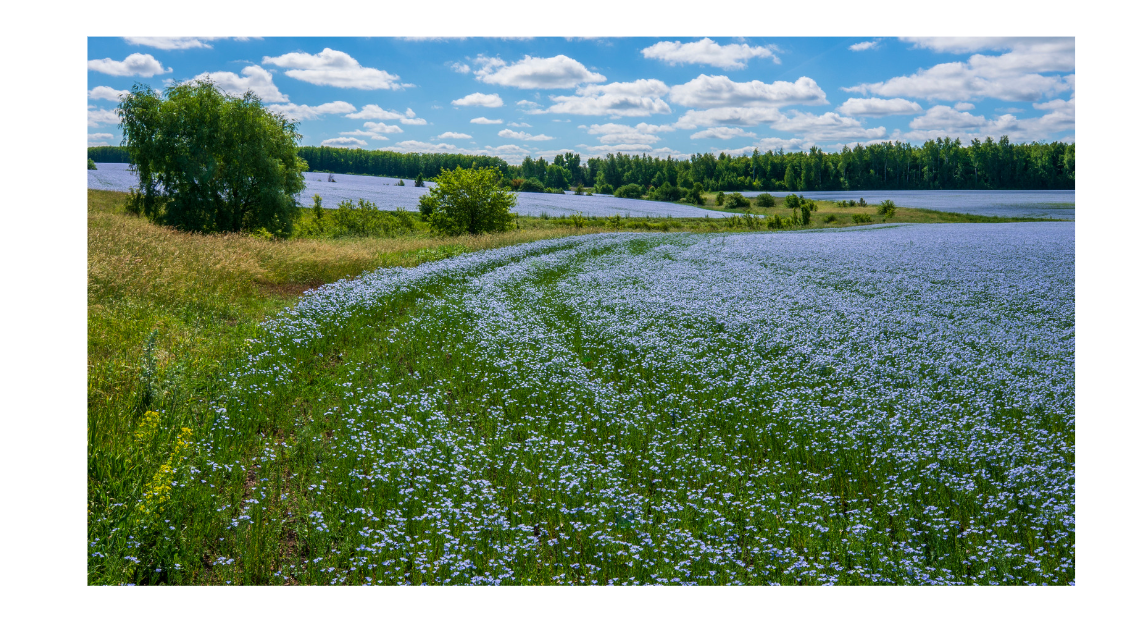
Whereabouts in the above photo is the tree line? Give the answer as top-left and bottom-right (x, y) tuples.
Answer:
(91, 135), (1074, 192)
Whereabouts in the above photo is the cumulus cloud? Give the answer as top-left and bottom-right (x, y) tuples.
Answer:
(450, 62), (471, 74)
(669, 75), (828, 109)
(516, 100), (539, 107)
(88, 106), (120, 127)
(836, 97), (921, 117)
(88, 86), (129, 101)
(262, 48), (404, 90)
(845, 39), (1074, 102)
(770, 111), (886, 142)
(901, 37), (1069, 54)
(321, 136), (367, 148)
(585, 122), (673, 145)
(954, 102), (975, 111)
(436, 131), (472, 140)
(673, 106), (782, 129)
(506, 122), (531, 127)
(542, 79), (671, 117)
(474, 54), (605, 89)
(265, 101), (356, 121)
(641, 38), (779, 70)
(723, 137), (812, 155)
(576, 144), (690, 159)
(88, 132), (114, 146)
(88, 53), (170, 77)
(498, 129), (554, 141)
(123, 37), (223, 50)
(909, 105), (987, 130)
(690, 127), (758, 140)
(849, 40), (880, 52)
(451, 92), (503, 107)
(470, 117), (503, 124)
(190, 65), (288, 102)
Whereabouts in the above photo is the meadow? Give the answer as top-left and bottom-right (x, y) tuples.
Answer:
(88, 188), (1074, 585)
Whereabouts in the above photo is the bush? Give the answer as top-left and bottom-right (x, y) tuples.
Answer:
(684, 187), (704, 205)
(397, 179), (405, 186)
(784, 194), (801, 209)
(715, 191), (725, 206)
(519, 177), (545, 193)
(595, 182), (615, 195)
(414, 173), (424, 187)
(852, 213), (873, 224)
(88, 158), (97, 170)
(418, 166), (517, 235)
(858, 197), (867, 207)
(824, 214), (837, 223)
(574, 184), (585, 195)
(118, 80), (306, 237)
(877, 199), (896, 218)
(614, 183), (644, 199)
(509, 178), (524, 191)
(724, 192), (750, 209)
(766, 214), (788, 229)
(650, 182), (682, 202)
(756, 193), (776, 208)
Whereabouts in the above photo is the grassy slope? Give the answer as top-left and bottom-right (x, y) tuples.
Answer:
(87, 189), (1052, 584)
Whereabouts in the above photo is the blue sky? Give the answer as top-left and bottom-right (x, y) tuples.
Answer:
(87, 37), (1074, 164)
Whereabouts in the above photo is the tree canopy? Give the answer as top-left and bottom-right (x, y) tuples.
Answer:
(118, 80), (306, 236)
(418, 166), (516, 235)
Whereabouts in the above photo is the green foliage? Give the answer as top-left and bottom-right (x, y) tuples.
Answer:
(414, 173), (424, 187)
(595, 182), (614, 195)
(784, 194), (801, 209)
(88, 157), (98, 170)
(649, 182), (682, 202)
(858, 198), (868, 207)
(570, 212), (586, 228)
(755, 193), (776, 208)
(295, 198), (418, 239)
(766, 213), (789, 229)
(877, 199), (897, 218)
(824, 214), (837, 223)
(417, 166), (517, 236)
(574, 184), (585, 195)
(614, 183), (644, 199)
(519, 177), (545, 193)
(312, 194), (324, 220)
(397, 179), (405, 186)
(684, 186), (704, 205)
(724, 192), (750, 209)
(852, 213), (874, 224)
(798, 199), (817, 226)
(88, 145), (131, 163)
(118, 80), (306, 236)
(715, 191), (725, 206)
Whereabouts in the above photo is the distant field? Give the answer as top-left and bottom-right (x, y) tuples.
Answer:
(88, 204), (1075, 585)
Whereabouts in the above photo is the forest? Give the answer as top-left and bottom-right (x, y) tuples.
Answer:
(90, 135), (1075, 192)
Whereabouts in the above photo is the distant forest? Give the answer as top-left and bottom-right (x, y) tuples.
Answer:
(91, 135), (1074, 192)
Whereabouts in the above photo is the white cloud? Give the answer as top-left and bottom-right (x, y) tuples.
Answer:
(506, 122), (531, 128)
(576, 144), (689, 159)
(725, 137), (812, 154)
(470, 117), (503, 124)
(123, 37), (222, 50)
(498, 129), (554, 141)
(516, 99), (539, 107)
(954, 102), (975, 111)
(88, 106), (120, 127)
(585, 122), (673, 145)
(690, 127), (758, 140)
(543, 79), (672, 117)
(891, 96), (1074, 143)
(363, 122), (402, 134)
(436, 131), (472, 140)
(474, 54), (605, 89)
(770, 111), (886, 142)
(909, 105), (987, 130)
(88, 53), (170, 77)
(191, 65), (288, 102)
(450, 62), (471, 74)
(641, 38), (779, 70)
(88, 86), (129, 101)
(321, 137), (367, 148)
(836, 97), (921, 117)
(849, 40), (880, 52)
(669, 75), (828, 109)
(266, 101), (357, 121)
(846, 39), (1074, 102)
(262, 48), (404, 90)
(673, 106), (782, 129)
(901, 37), (1069, 54)
(88, 133), (114, 146)
(451, 92), (503, 107)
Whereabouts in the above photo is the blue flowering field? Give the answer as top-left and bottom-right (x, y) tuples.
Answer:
(89, 221), (1073, 585)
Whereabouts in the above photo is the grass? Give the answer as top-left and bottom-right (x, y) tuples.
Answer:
(87, 189), (1069, 585)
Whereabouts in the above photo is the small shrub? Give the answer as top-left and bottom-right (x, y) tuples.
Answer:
(509, 178), (524, 191)
(88, 158), (98, 170)
(520, 177), (545, 193)
(715, 191), (725, 206)
(724, 193), (750, 209)
(756, 193), (776, 208)
(605, 214), (623, 229)
(574, 184), (585, 195)
(418, 166), (516, 235)
(766, 214), (787, 229)
(570, 212), (586, 228)
(595, 182), (614, 195)
(784, 194), (801, 209)
(858, 197), (867, 207)
(877, 199), (897, 218)
(414, 174), (424, 187)
(614, 183), (644, 199)
(824, 214), (837, 223)
(650, 182), (682, 202)
(397, 179), (405, 186)
(852, 213), (873, 224)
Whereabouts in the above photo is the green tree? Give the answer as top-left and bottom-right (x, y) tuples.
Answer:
(418, 166), (516, 235)
(414, 173), (424, 187)
(88, 158), (97, 170)
(118, 80), (306, 236)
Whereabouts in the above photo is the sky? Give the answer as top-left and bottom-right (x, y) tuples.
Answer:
(87, 37), (1075, 164)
